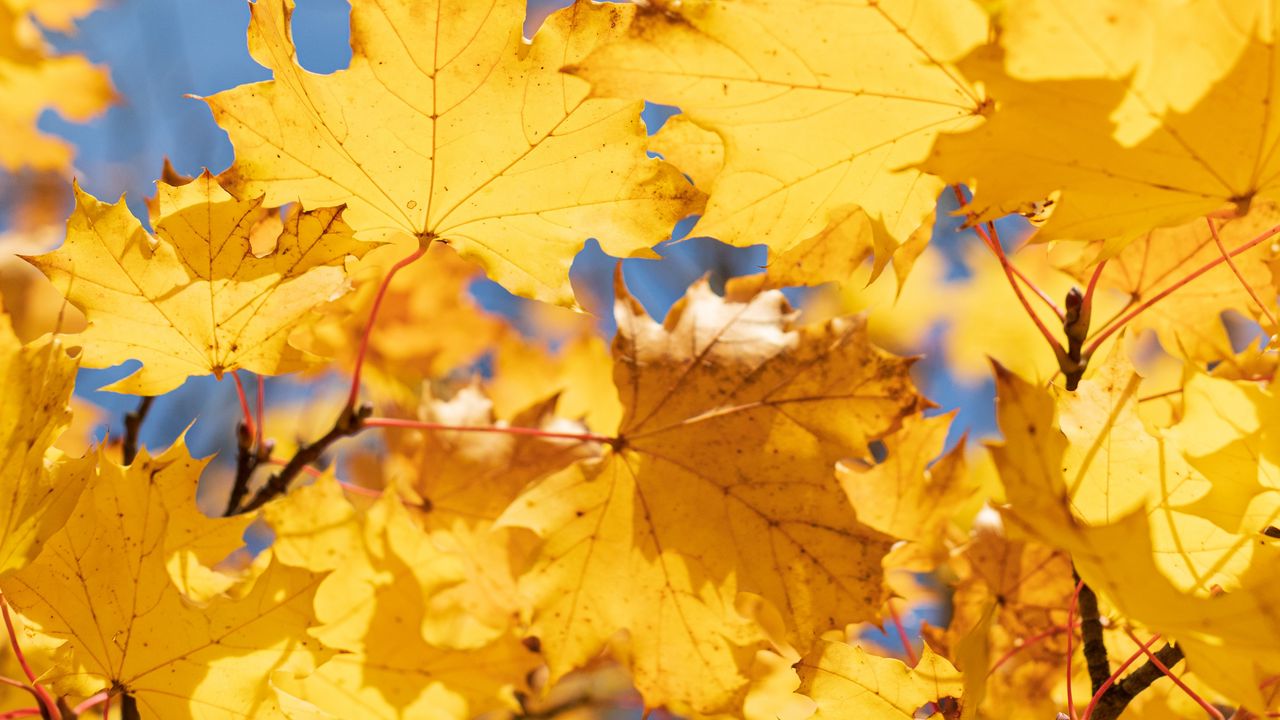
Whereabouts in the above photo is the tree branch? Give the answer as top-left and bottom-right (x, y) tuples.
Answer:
(232, 403), (371, 515)
(121, 396), (154, 466)
(223, 422), (258, 517)
(1073, 571), (1112, 695)
(1089, 644), (1185, 720)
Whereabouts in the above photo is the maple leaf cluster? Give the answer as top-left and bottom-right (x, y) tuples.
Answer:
(1, 0), (1279, 719)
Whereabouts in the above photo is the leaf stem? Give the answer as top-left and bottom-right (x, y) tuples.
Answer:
(121, 395), (154, 466)
(231, 372), (255, 441)
(255, 374), (265, 452)
(1207, 216), (1278, 329)
(0, 595), (58, 720)
(986, 220), (1065, 320)
(364, 416), (614, 444)
(0, 676), (41, 704)
(950, 186), (1066, 358)
(71, 690), (112, 716)
(346, 245), (427, 411)
(0, 709), (41, 720)
(886, 599), (917, 665)
(1084, 221), (1280, 356)
(1123, 629), (1222, 720)
(988, 622), (1079, 675)
(1066, 579), (1084, 720)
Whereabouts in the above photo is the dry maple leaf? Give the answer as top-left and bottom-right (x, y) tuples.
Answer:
(796, 641), (963, 720)
(206, 0), (699, 306)
(0, 309), (86, 575)
(1, 443), (328, 718)
(499, 273), (925, 712)
(927, 523), (1075, 720)
(27, 173), (370, 396)
(568, 0), (988, 275)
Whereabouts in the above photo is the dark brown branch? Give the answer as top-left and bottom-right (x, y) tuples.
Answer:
(120, 693), (141, 720)
(1089, 644), (1185, 720)
(223, 422), (258, 517)
(1074, 570), (1112, 695)
(233, 403), (371, 514)
(121, 396), (155, 465)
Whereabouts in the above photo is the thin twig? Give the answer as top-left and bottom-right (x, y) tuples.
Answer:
(1087, 643), (1184, 720)
(235, 404), (373, 514)
(223, 421), (257, 517)
(1082, 635), (1163, 720)
(121, 396), (154, 466)
(1067, 579), (1084, 719)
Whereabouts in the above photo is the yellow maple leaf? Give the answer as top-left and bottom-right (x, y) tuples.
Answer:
(0, 308), (86, 576)
(1052, 204), (1280, 361)
(992, 0), (1259, 142)
(923, 20), (1280, 244)
(933, 524), (1076, 720)
(206, 0), (699, 306)
(1167, 368), (1280, 547)
(27, 173), (370, 396)
(990, 362), (1280, 709)
(269, 479), (538, 720)
(2, 444), (328, 718)
(500, 275), (924, 712)
(121, 442), (257, 601)
(0, 2), (113, 171)
(838, 412), (974, 571)
(2, 0), (99, 33)
(649, 115), (724, 191)
(293, 243), (508, 406)
(568, 0), (988, 272)
(487, 330), (621, 433)
(368, 385), (595, 647)
(1008, 343), (1265, 592)
(796, 641), (962, 719)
